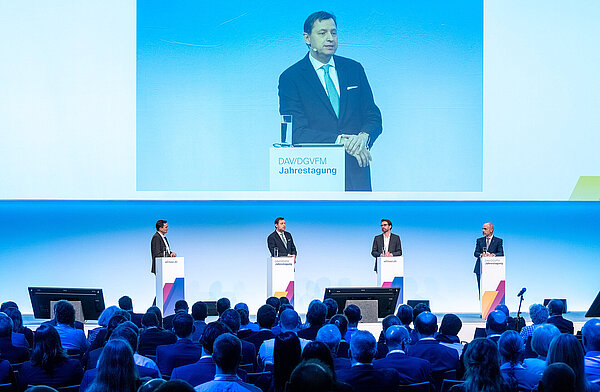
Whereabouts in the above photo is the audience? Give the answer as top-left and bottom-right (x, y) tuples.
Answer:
(286, 359), (333, 392)
(0, 312), (29, 364)
(407, 311), (459, 373)
(258, 309), (308, 368)
(546, 299), (574, 334)
(5, 307), (34, 348)
(396, 304), (413, 332)
(243, 305), (276, 352)
(376, 315), (401, 358)
(219, 309), (257, 368)
(316, 324), (350, 372)
(87, 305), (119, 348)
(146, 307), (165, 330)
(436, 313), (464, 356)
(297, 300), (327, 341)
(162, 300), (189, 331)
(546, 333), (596, 392)
(87, 339), (138, 392)
(538, 362), (576, 392)
(323, 298), (338, 322)
(450, 338), (509, 392)
(497, 330), (541, 391)
(486, 310), (508, 343)
(329, 314), (350, 358)
(138, 312), (176, 357)
(523, 323), (560, 376)
(0, 358), (11, 384)
(118, 296), (144, 328)
(190, 301), (208, 343)
(156, 313), (202, 377)
(235, 303), (259, 335)
(52, 300), (89, 354)
(520, 303), (549, 340)
(343, 305), (361, 343)
(270, 331), (302, 392)
(216, 298), (231, 318)
(582, 318), (600, 384)
(410, 303), (431, 344)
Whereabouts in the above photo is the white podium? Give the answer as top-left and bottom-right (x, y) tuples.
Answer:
(156, 257), (185, 317)
(269, 145), (345, 191)
(480, 256), (506, 318)
(377, 256), (404, 305)
(267, 256), (295, 306)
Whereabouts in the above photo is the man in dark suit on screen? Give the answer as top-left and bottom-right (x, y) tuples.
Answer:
(371, 218), (402, 272)
(278, 11), (382, 191)
(150, 219), (177, 274)
(473, 222), (504, 296)
(267, 217), (297, 259)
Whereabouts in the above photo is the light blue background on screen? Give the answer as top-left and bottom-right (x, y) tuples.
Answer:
(137, 1), (483, 192)
(3, 200), (597, 315)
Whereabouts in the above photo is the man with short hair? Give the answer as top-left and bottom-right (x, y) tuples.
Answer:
(156, 313), (203, 377)
(138, 311), (177, 357)
(407, 312), (459, 372)
(436, 314), (464, 356)
(216, 298), (231, 317)
(582, 318), (600, 383)
(343, 304), (361, 343)
(538, 362), (576, 392)
(118, 296), (143, 328)
(279, 11), (383, 192)
(0, 313), (28, 364)
(336, 330), (400, 392)
(323, 298), (338, 321)
(191, 301), (208, 343)
(258, 309), (309, 368)
(546, 299), (574, 334)
(376, 314), (401, 359)
(316, 324), (350, 372)
(371, 219), (402, 272)
(473, 222), (504, 296)
(151, 219), (177, 274)
(267, 217), (297, 258)
(163, 300), (189, 331)
(243, 305), (277, 352)
(298, 300), (327, 340)
(220, 309), (257, 369)
(53, 300), (89, 353)
(396, 304), (413, 332)
(287, 359), (334, 392)
(486, 310), (508, 343)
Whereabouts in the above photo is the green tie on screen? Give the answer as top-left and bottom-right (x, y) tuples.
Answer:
(322, 64), (339, 117)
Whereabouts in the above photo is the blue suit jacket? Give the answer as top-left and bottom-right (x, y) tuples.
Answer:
(170, 357), (216, 387)
(278, 53), (382, 191)
(337, 364), (400, 392)
(407, 339), (459, 372)
(156, 338), (203, 377)
(473, 236), (504, 275)
(374, 352), (433, 384)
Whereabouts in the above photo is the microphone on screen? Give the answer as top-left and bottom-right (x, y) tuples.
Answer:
(517, 287), (527, 297)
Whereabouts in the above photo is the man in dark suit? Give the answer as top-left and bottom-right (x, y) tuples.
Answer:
(407, 312), (459, 373)
(371, 218), (402, 272)
(242, 305), (277, 353)
(473, 222), (504, 295)
(118, 296), (144, 328)
(138, 312), (177, 357)
(546, 299), (574, 334)
(278, 11), (382, 192)
(0, 314), (29, 364)
(163, 300), (189, 331)
(156, 313), (202, 377)
(150, 219), (177, 274)
(486, 310), (507, 344)
(298, 300), (327, 341)
(220, 309), (257, 369)
(267, 217), (297, 258)
(316, 324), (351, 372)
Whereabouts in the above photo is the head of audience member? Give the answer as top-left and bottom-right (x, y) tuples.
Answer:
(200, 322), (231, 355)
(110, 322), (139, 353)
(286, 359), (333, 392)
(104, 313), (130, 343)
(172, 313), (194, 339)
(414, 311), (438, 339)
(137, 379), (166, 392)
(547, 333), (592, 392)
(118, 296), (134, 311)
(461, 338), (508, 391)
(301, 341), (335, 374)
(212, 333), (242, 375)
(216, 297), (231, 316)
(582, 318), (600, 353)
(273, 331), (302, 391)
(349, 330), (377, 364)
(538, 362), (576, 392)
(279, 309), (300, 332)
(498, 330), (525, 390)
(90, 339), (138, 392)
(439, 313), (462, 337)
(98, 305), (121, 328)
(486, 310), (508, 335)
(257, 304), (277, 329)
(547, 299), (564, 316)
(153, 380), (194, 392)
(316, 324), (341, 354)
(236, 308), (250, 329)
(220, 309), (241, 333)
(306, 300), (327, 328)
(266, 296), (281, 314)
(323, 298), (338, 320)
(529, 303), (550, 325)
(531, 323), (560, 360)
(343, 304), (362, 327)
(381, 315), (401, 338)
(329, 314), (348, 339)
(279, 296), (290, 307)
(141, 312), (159, 329)
(279, 303), (294, 316)
(54, 300), (76, 326)
(396, 304), (413, 327)
(146, 306), (164, 329)
(385, 325), (411, 352)
(25, 387), (58, 392)
(191, 301), (208, 322)
(0, 301), (18, 313)
(4, 307), (24, 331)
(0, 313), (13, 339)
(31, 325), (67, 371)
(173, 300), (189, 314)
(412, 302), (431, 321)
(495, 304), (510, 317)
(234, 302), (249, 313)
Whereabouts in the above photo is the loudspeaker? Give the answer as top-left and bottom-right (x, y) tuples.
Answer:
(407, 300), (430, 310)
(543, 298), (567, 313)
(586, 291), (600, 317)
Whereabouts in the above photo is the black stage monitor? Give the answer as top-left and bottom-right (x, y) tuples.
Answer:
(29, 287), (105, 321)
(543, 298), (568, 313)
(324, 287), (400, 319)
(204, 301), (218, 317)
(586, 291), (600, 317)
(407, 300), (430, 310)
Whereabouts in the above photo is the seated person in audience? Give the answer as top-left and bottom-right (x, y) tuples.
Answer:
(52, 300), (89, 354)
(407, 311), (459, 372)
(396, 304), (413, 333)
(486, 310), (508, 343)
(145, 306), (165, 329)
(286, 359), (333, 392)
(242, 305), (277, 352)
(520, 303), (549, 341)
(538, 362), (576, 392)
(449, 338), (510, 392)
(498, 330), (542, 391)
(216, 298), (231, 319)
(266, 297), (281, 325)
(342, 305), (361, 343)
(219, 309), (257, 369)
(163, 300), (189, 331)
(316, 324), (350, 372)
(298, 300), (327, 341)
(84, 313), (130, 369)
(87, 306), (119, 348)
(523, 323), (560, 376)
(18, 325), (83, 391)
(546, 299), (574, 334)
(41, 300), (84, 332)
(234, 303), (259, 335)
(375, 325), (432, 384)
(156, 313), (202, 377)
(118, 296), (144, 329)
(582, 318), (600, 384)
(336, 330), (400, 392)
(300, 341), (353, 391)
(170, 322), (230, 386)
(5, 307), (34, 348)
(0, 359), (12, 384)
(268, 331), (302, 392)
(194, 334), (261, 392)
(410, 303), (431, 344)
(87, 339), (139, 392)
(259, 309), (308, 368)
(376, 315), (401, 359)
(547, 333), (598, 392)
(324, 298), (338, 323)
(495, 304), (520, 331)
(190, 301), (208, 343)
(273, 304), (295, 337)
(436, 313), (464, 356)
(138, 312), (176, 357)
(329, 315), (350, 359)
(0, 313), (29, 364)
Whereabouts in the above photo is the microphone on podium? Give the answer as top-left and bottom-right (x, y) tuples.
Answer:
(517, 287), (527, 297)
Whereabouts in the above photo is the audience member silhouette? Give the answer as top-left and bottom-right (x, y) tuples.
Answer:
(216, 298), (231, 318)
(162, 300), (189, 331)
(298, 300), (327, 341)
(243, 305), (276, 353)
(316, 324), (350, 372)
(156, 313), (202, 377)
(546, 333), (596, 392)
(523, 323), (560, 376)
(258, 309), (307, 369)
(437, 313), (464, 356)
(270, 331), (302, 392)
(118, 296), (144, 328)
(0, 313), (29, 364)
(546, 299), (574, 334)
(324, 298), (338, 322)
(582, 318), (600, 384)
(138, 312), (176, 357)
(190, 302), (208, 343)
(396, 304), (413, 333)
(329, 314), (350, 359)
(449, 338), (509, 392)
(519, 304), (549, 340)
(219, 309), (257, 368)
(538, 362), (576, 392)
(286, 359), (333, 392)
(486, 310), (508, 343)
(342, 305), (361, 343)
(407, 311), (459, 372)
(87, 339), (139, 392)
(52, 300), (89, 354)
(498, 330), (541, 391)
(5, 307), (33, 348)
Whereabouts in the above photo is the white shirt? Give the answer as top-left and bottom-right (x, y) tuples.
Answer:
(309, 54), (340, 97)
(383, 234), (391, 254)
(159, 232), (171, 254)
(134, 353), (162, 377)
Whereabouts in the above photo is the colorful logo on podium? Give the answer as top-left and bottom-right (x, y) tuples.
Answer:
(482, 280), (505, 319)
(163, 277), (185, 315)
(274, 281), (294, 306)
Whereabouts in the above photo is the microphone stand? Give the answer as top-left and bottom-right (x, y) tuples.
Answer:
(516, 293), (525, 332)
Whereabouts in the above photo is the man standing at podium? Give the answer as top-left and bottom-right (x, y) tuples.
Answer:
(267, 217), (297, 260)
(371, 219), (402, 272)
(473, 222), (503, 295)
(151, 220), (177, 274)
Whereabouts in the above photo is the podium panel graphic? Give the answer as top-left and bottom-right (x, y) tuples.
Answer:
(480, 256), (506, 318)
(377, 256), (404, 305)
(156, 257), (184, 317)
(267, 256), (295, 306)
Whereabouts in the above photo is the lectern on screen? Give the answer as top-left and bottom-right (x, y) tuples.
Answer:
(28, 287), (105, 320)
(324, 287), (400, 319)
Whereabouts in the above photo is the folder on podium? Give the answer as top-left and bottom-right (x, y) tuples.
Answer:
(156, 257), (185, 317)
(480, 256), (506, 319)
(267, 256), (295, 306)
(376, 256), (404, 305)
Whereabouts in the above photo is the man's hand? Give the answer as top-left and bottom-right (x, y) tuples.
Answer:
(346, 132), (369, 155)
(353, 148), (371, 168)
(171, 252), (177, 257)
